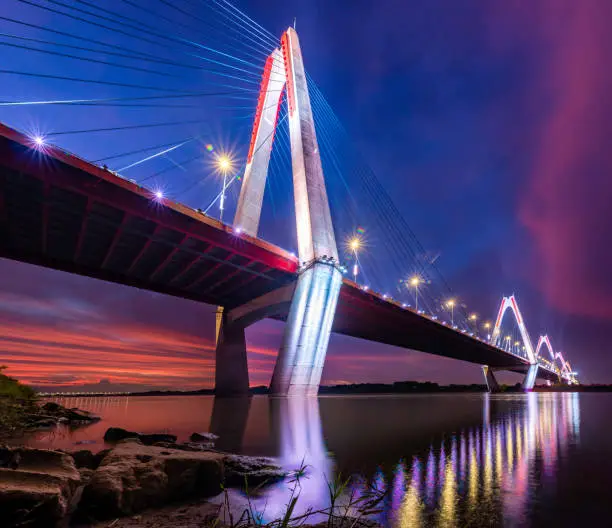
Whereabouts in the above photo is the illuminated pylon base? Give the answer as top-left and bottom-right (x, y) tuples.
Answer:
(522, 364), (539, 391)
(270, 263), (343, 396)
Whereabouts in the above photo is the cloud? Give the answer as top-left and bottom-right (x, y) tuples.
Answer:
(516, 2), (612, 320)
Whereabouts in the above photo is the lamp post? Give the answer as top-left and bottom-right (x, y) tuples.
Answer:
(349, 237), (360, 283)
(483, 321), (491, 342)
(446, 298), (456, 326)
(216, 154), (232, 223)
(409, 275), (421, 312)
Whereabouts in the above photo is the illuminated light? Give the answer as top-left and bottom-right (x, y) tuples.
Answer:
(205, 144), (214, 152)
(514, 341), (520, 346)
(154, 190), (164, 200)
(289, 252), (296, 258)
(363, 285), (369, 291)
(349, 237), (360, 251)
(505, 335), (511, 340)
(410, 275), (421, 287)
(401, 303), (406, 308)
(235, 227), (242, 234)
(383, 294), (388, 299)
(469, 313), (477, 321)
(34, 135), (45, 146)
(446, 299), (456, 308)
(217, 154), (233, 173)
(483, 321), (491, 330)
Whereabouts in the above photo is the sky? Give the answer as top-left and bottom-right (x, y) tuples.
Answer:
(0, 0), (610, 391)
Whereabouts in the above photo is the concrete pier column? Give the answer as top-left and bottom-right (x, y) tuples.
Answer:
(522, 364), (539, 391)
(482, 366), (501, 393)
(270, 263), (342, 396)
(214, 309), (249, 396)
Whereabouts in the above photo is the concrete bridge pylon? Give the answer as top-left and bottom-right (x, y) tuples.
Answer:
(215, 27), (342, 397)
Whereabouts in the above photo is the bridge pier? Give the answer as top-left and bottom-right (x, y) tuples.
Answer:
(270, 262), (342, 396)
(482, 366), (501, 393)
(522, 364), (539, 391)
(214, 307), (250, 397)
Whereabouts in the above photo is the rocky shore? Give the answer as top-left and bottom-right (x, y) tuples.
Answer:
(0, 422), (286, 527)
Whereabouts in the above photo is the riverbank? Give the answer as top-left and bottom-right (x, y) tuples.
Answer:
(1, 431), (379, 528)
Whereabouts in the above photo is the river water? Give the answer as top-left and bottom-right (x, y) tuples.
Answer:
(23, 393), (612, 526)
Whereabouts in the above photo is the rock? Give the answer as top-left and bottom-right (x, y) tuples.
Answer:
(139, 433), (177, 445)
(65, 407), (100, 423)
(78, 467), (95, 486)
(71, 449), (97, 470)
(30, 417), (58, 429)
(103, 427), (177, 446)
(190, 432), (219, 443)
(95, 448), (112, 468)
(0, 447), (80, 527)
(78, 442), (224, 520)
(0, 445), (21, 470)
(41, 401), (63, 413)
(223, 454), (286, 487)
(104, 427), (141, 442)
(182, 442), (215, 451)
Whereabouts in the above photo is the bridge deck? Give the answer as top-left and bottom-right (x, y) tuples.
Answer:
(0, 123), (557, 381)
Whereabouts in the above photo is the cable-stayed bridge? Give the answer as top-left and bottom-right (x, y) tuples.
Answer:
(0, 0), (577, 394)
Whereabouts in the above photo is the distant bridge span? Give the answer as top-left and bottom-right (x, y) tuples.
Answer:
(0, 122), (561, 387)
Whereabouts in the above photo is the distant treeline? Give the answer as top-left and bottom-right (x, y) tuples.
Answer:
(318, 381), (487, 394)
(41, 381), (608, 398)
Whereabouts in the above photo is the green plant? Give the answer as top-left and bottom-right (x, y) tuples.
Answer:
(212, 460), (386, 528)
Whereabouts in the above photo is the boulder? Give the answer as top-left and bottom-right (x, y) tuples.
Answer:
(0, 445), (21, 469)
(0, 447), (80, 527)
(223, 454), (286, 487)
(190, 432), (219, 443)
(139, 433), (177, 445)
(103, 427), (140, 442)
(41, 402), (63, 414)
(38, 402), (100, 426)
(78, 441), (224, 520)
(71, 449), (97, 470)
(64, 407), (100, 423)
(103, 427), (177, 445)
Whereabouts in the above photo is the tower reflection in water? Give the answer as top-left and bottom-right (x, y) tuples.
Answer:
(247, 397), (333, 523)
(252, 393), (580, 528)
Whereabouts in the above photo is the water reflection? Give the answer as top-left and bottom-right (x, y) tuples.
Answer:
(256, 393), (580, 528)
(34, 392), (583, 526)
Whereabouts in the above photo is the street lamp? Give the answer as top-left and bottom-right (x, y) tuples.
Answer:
(446, 298), (456, 326)
(483, 321), (491, 342)
(349, 237), (360, 282)
(216, 154), (233, 223)
(409, 275), (421, 312)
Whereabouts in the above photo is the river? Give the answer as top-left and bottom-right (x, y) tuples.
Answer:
(22, 392), (612, 526)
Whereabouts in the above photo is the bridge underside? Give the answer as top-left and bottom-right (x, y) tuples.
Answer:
(0, 125), (558, 388)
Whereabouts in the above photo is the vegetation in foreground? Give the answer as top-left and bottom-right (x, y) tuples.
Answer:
(215, 464), (385, 528)
(0, 365), (38, 438)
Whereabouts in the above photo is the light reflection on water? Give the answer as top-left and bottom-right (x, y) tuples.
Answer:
(26, 392), (589, 526)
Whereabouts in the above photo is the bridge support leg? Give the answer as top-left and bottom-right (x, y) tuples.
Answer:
(214, 307), (250, 396)
(482, 366), (501, 393)
(522, 364), (539, 391)
(270, 263), (342, 396)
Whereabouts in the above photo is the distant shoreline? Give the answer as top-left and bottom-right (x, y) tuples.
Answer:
(39, 381), (611, 398)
